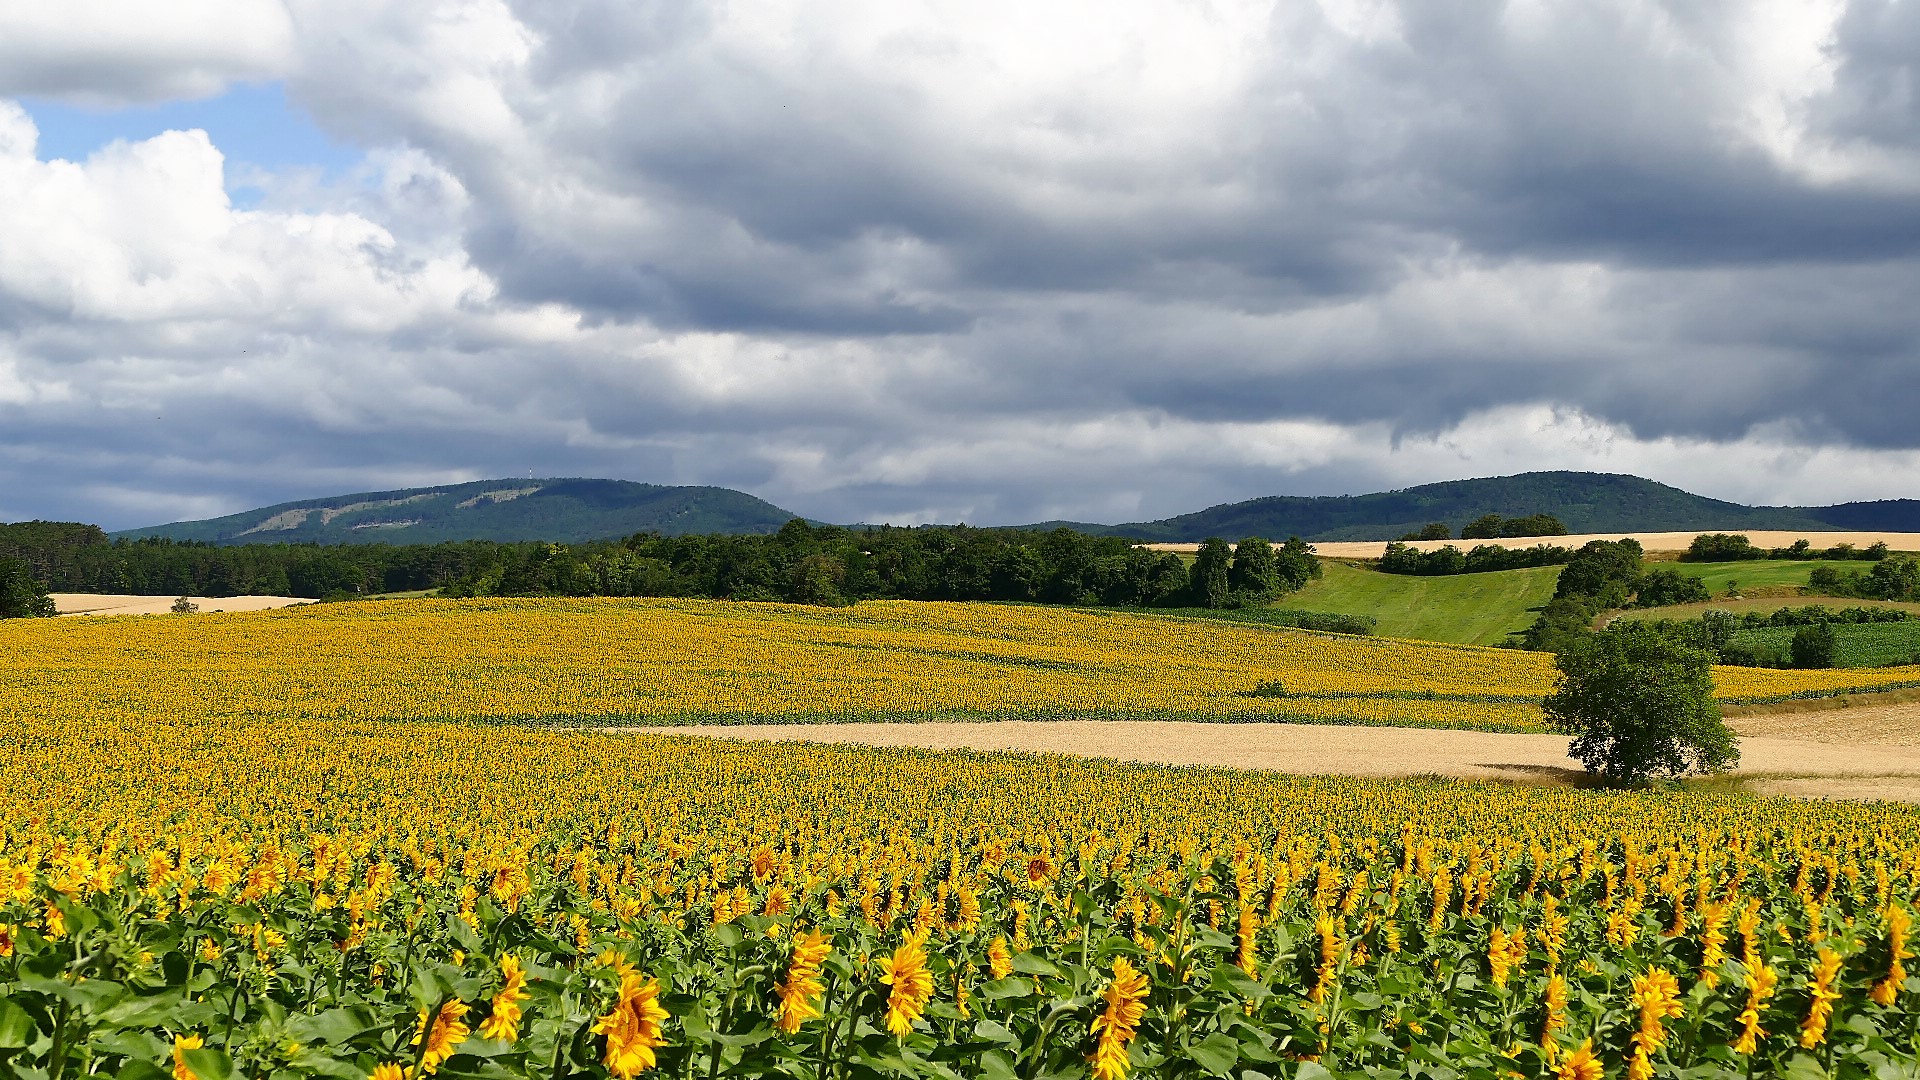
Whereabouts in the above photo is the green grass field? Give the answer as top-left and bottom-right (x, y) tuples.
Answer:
(1613, 597), (1920, 622)
(1281, 561), (1562, 645)
(1660, 558), (1874, 595)
(1729, 621), (1920, 668)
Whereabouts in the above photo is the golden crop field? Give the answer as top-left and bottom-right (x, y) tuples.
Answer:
(3, 708), (1918, 1079)
(7, 598), (1920, 1078)
(4, 597), (1918, 735)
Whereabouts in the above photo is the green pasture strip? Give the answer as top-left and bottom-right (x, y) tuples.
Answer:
(1730, 621), (1920, 668)
(1613, 597), (1920, 622)
(1085, 604), (1377, 635)
(1667, 558), (1871, 595)
(1281, 561), (1562, 646)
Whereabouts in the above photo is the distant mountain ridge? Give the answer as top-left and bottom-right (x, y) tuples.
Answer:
(113, 479), (801, 545)
(1018, 472), (1920, 542)
(106, 471), (1920, 546)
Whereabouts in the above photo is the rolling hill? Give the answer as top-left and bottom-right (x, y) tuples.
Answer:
(112, 479), (802, 545)
(101, 470), (1920, 547)
(1041, 472), (1920, 542)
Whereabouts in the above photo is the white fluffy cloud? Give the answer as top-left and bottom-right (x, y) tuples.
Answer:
(3, 1), (1920, 529)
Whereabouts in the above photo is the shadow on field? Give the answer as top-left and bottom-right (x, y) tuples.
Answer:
(1468, 763), (1605, 788)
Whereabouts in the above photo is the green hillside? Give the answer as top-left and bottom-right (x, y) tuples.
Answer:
(1281, 561), (1563, 646)
(113, 479), (801, 546)
(1050, 471), (1919, 542)
(1651, 558), (1873, 597)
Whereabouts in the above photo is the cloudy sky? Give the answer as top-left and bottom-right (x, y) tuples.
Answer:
(3, 0), (1919, 530)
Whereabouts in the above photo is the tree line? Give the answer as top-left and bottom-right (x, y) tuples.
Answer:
(441, 522), (1319, 609)
(1376, 541), (1574, 576)
(1682, 533), (1890, 562)
(0, 519), (1320, 611)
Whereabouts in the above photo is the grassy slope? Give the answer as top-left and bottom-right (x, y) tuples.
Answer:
(1662, 558), (1874, 595)
(1282, 561), (1562, 645)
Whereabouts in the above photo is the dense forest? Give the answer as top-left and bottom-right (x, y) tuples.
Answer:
(1057, 471), (1920, 542)
(0, 519), (1318, 610)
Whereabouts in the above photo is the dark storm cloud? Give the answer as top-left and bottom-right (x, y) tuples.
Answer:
(8, 0), (1920, 531)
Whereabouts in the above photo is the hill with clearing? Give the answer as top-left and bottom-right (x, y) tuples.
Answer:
(112, 478), (802, 545)
(1052, 471), (1920, 541)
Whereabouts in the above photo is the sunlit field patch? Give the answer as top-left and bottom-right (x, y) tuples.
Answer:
(5, 598), (1919, 736)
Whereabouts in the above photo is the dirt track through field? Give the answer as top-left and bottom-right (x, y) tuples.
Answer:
(620, 702), (1920, 803)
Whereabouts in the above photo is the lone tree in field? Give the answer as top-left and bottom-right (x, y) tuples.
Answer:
(1544, 622), (1738, 785)
(0, 556), (55, 619)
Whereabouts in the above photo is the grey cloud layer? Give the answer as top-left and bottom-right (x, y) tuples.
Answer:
(2, 0), (1919, 529)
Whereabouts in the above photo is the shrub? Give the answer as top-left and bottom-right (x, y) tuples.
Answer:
(1544, 622), (1738, 784)
(170, 596), (200, 614)
(0, 556), (56, 618)
(1682, 533), (1764, 562)
(1633, 567), (1710, 608)
(1790, 621), (1837, 669)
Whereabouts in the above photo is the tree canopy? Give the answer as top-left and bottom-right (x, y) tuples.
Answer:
(0, 556), (55, 619)
(1544, 622), (1738, 784)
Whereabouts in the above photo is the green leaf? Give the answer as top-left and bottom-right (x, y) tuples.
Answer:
(954, 1020), (1008, 1049)
(92, 1029), (173, 1064)
(180, 1047), (240, 1080)
(116, 1062), (170, 1080)
(448, 914), (485, 956)
(293, 1006), (380, 1045)
(0, 997), (36, 1048)
(1010, 953), (1062, 979)
(978, 977), (1035, 1001)
(977, 1048), (1018, 1080)
(99, 994), (186, 1031)
(1209, 964), (1269, 1000)
(1294, 1066), (1335, 1080)
(1187, 1032), (1240, 1076)
(1782, 1053), (1829, 1080)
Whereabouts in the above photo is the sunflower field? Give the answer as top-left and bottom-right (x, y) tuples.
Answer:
(5, 598), (1920, 1079)
(4, 597), (1918, 734)
(3, 711), (1919, 1080)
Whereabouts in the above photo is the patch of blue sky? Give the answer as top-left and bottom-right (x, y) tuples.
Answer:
(20, 81), (362, 206)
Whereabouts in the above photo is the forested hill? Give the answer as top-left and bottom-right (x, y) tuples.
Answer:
(1049, 472), (1920, 542)
(112, 479), (801, 545)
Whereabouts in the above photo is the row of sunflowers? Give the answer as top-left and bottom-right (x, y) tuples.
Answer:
(2, 703), (1918, 1079)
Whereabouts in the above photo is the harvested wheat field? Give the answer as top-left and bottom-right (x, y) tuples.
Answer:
(625, 699), (1920, 802)
(51, 592), (311, 615)
(1145, 529), (1920, 558)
